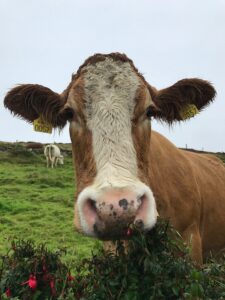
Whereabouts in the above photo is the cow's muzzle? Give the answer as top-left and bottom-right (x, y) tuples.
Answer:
(75, 185), (158, 239)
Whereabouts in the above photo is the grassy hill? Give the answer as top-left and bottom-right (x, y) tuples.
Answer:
(0, 142), (99, 266)
(0, 141), (225, 266)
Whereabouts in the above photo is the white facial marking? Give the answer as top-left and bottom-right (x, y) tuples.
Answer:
(83, 58), (140, 188)
(76, 57), (158, 235)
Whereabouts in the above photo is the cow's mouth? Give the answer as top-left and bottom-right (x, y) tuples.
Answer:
(93, 220), (146, 240)
(93, 217), (135, 240)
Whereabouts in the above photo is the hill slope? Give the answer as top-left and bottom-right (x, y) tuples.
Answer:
(0, 142), (98, 265)
(1, 142), (225, 264)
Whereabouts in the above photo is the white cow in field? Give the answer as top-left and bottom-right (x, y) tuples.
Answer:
(44, 144), (64, 168)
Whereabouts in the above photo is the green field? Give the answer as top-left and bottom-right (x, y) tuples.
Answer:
(0, 142), (100, 266)
(1, 141), (224, 298)
(1, 142), (225, 266)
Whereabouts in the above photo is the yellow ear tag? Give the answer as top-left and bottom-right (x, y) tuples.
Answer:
(33, 117), (52, 134)
(180, 104), (199, 120)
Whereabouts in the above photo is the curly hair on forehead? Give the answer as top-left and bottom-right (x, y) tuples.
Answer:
(71, 52), (149, 86)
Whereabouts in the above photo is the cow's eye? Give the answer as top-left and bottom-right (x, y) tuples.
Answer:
(64, 107), (74, 121)
(146, 106), (154, 119)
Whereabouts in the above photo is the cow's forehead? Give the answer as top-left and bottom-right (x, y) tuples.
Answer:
(71, 53), (149, 90)
(82, 58), (140, 118)
(70, 58), (141, 190)
(67, 56), (154, 122)
(73, 53), (143, 79)
(67, 54), (155, 122)
(82, 56), (137, 79)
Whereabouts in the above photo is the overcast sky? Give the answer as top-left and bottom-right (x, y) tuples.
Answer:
(0, 0), (225, 151)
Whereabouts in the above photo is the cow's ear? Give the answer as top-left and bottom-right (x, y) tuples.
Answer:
(4, 84), (70, 128)
(149, 79), (216, 123)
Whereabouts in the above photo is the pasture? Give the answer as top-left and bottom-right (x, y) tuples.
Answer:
(1, 141), (225, 263)
(1, 141), (225, 264)
(0, 141), (225, 299)
(0, 141), (100, 265)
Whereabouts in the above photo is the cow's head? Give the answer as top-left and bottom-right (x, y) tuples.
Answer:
(58, 155), (64, 165)
(4, 53), (216, 239)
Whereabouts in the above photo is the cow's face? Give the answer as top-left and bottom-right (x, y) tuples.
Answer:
(58, 155), (64, 165)
(4, 53), (216, 240)
(68, 57), (158, 238)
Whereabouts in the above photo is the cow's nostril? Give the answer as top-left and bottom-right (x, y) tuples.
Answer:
(138, 194), (145, 203)
(135, 219), (144, 228)
(83, 199), (97, 218)
(88, 199), (97, 211)
(81, 198), (99, 236)
(135, 193), (151, 229)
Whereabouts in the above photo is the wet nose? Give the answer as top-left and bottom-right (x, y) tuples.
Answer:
(81, 189), (147, 239)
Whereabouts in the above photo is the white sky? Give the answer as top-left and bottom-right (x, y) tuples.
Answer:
(0, 0), (225, 151)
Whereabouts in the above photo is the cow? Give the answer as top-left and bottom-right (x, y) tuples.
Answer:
(44, 144), (64, 168)
(4, 53), (225, 263)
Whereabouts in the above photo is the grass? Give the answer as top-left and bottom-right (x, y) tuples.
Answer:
(0, 142), (225, 299)
(0, 141), (225, 266)
(0, 142), (99, 266)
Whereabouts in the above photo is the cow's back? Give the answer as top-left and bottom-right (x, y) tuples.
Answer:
(149, 131), (225, 258)
(51, 145), (61, 157)
(44, 144), (60, 157)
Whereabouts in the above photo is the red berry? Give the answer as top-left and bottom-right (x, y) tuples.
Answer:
(50, 280), (54, 289)
(67, 274), (75, 281)
(6, 288), (11, 297)
(50, 280), (56, 296)
(42, 264), (47, 272)
(127, 228), (132, 236)
(28, 275), (37, 290)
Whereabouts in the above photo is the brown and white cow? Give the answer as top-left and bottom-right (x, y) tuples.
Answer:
(4, 53), (225, 263)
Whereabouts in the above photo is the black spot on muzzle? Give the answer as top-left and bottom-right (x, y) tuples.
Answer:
(119, 198), (129, 210)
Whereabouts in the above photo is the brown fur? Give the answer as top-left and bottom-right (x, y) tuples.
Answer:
(67, 78), (97, 196)
(132, 85), (153, 186)
(4, 84), (67, 128)
(131, 83), (224, 262)
(153, 78), (216, 123)
(149, 132), (225, 262)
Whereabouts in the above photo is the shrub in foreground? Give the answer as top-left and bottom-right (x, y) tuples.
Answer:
(0, 221), (224, 299)
(79, 222), (225, 299)
(0, 240), (75, 299)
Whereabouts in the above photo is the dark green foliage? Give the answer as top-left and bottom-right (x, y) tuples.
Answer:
(0, 240), (75, 299)
(0, 221), (224, 299)
(77, 222), (225, 299)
